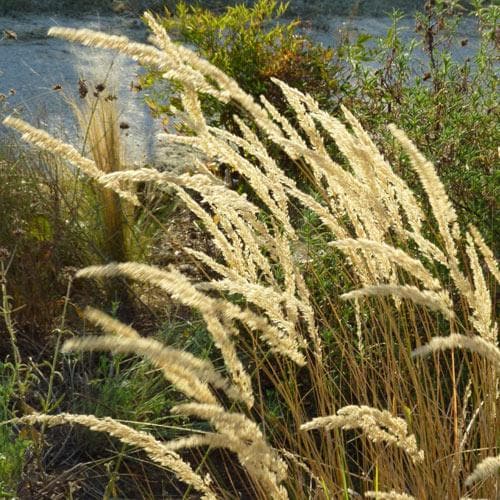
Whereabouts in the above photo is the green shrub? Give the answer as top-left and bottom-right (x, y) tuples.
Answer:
(338, 1), (499, 244)
(141, 0), (341, 135)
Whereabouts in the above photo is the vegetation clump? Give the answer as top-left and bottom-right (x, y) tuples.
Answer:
(2, 11), (498, 498)
(143, 0), (499, 241)
(0, 1), (498, 498)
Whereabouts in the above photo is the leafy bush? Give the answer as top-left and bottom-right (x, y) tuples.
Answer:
(338, 1), (499, 243)
(141, 1), (341, 136)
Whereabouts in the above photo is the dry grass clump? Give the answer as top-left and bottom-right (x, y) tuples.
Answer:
(4, 11), (498, 499)
(73, 95), (128, 264)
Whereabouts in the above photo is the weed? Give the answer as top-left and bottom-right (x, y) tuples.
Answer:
(0, 363), (31, 497)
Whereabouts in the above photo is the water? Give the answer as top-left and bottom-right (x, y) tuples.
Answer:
(0, 15), (161, 166)
(0, 7), (481, 171)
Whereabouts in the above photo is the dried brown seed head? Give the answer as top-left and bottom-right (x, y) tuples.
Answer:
(78, 79), (88, 98)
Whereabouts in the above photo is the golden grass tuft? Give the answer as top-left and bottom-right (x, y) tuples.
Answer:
(73, 94), (129, 263)
(3, 12), (498, 499)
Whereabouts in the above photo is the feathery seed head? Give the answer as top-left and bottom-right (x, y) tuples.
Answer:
(365, 491), (415, 500)
(464, 454), (500, 486)
(301, 405), (424, 464)
(412, 334), (500, 373)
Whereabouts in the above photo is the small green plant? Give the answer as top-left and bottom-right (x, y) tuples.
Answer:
(73, 352), (171, 423)
(0, 266), (36, 497)
(0, 364), (31, 497)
